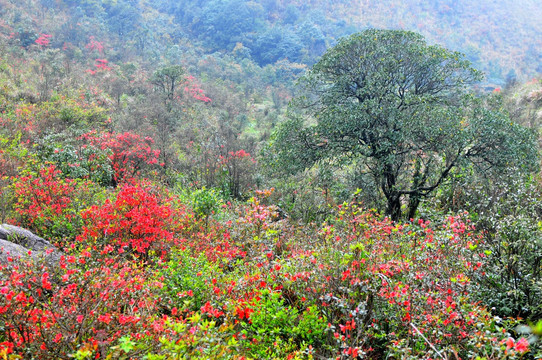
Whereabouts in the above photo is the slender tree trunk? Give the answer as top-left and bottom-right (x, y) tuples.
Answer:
(383, 163), (402, 221)
(407, 158), (423, 220)
(386, 193), (402, 222)
(407, 194), (420, 221)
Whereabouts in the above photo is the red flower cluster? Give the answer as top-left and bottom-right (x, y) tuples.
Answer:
(11, 165), (92, 241)
(85, 36), (104, 54)
(81, 131), (161, 185)
(35, 34), (51, 47)
(78, 181), (176, 259)
(183, 76), (211, 102)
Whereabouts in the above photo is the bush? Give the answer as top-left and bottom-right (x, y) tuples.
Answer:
(0, 255), (161, 359)
(159, 247), (223, 313)
(35, 129), (114, 186)
(77, 181), (179, 260)
(237, 289), (327, 358)
(437, 171), (542, 321)
(473, 178), (542, 321)
(81, 131), (162, 186)
(10, 164), (98, 244)
(267, 203), (530, 358)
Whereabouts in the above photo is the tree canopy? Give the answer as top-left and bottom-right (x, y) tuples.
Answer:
(270, 29), (539, 220)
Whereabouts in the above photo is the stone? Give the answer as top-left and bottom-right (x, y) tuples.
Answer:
(0, 239), (32, 266)
(0, 224), (62, 267)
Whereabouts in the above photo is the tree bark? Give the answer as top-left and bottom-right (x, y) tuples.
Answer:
(386, 193), (402, 222)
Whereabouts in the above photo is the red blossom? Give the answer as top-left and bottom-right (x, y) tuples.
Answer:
(94, 58), (111, 71)
(515, 337), (529, 353)
(80, 131), (161, 185)
(85, 36), (104, 54)
(35, 34), (51, 47)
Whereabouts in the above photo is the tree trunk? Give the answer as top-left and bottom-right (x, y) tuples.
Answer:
(407, 194), (421, 221)
(386, 193), (402, 222)
(383, 163), (402, 221)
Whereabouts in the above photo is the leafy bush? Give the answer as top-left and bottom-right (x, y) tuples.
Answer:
(435, 170), (542, 321)
(77, 180), (179, 260)
(0, 131), (29, 179)
(175, 186), (224, 227)
(10, 164), (98, 243)
(0, 255), (161, 359)
(473, 177), (542, 321)
(159, 247), (223, 313)
(237, 289), (327, 358)
(35, 129), (114, 186)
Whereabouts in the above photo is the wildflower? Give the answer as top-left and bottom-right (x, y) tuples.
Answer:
(515, 337), (529, 353)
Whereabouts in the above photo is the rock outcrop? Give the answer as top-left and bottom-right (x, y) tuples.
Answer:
(0, 224), (62, 267)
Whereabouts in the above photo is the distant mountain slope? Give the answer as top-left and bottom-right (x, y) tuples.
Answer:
(0, 0), (540, 86)
(336, 0), (542, 84)
(151, 0), (541, 84)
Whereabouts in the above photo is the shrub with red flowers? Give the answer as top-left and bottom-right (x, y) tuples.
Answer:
(35, 34), (51, 47)
(81, 131), (161, 186)
(77, 181), (183, 260)
(10, 164), (97, 243)
(3, 183), (537, 359)
(236, 202), (532, 359)
(0, 254), (163, 359)
(183, 75), (212, 103)
(85, 36), (105, 54)
(229, 188), (280, 256)
(94, 59), (111, 71)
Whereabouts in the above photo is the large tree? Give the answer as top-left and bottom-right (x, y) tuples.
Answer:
(270, 30), (538, 220)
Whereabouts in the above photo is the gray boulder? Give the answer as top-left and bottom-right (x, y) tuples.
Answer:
(0, 239), (31, 266)
(0, 224), (62, 267)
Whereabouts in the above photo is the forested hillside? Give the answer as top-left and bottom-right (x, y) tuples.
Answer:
(0, 0), (542, 358)
(2, 0), (541, 83)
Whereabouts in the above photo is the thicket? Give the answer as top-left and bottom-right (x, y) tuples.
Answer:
(0, 0), (541, 359)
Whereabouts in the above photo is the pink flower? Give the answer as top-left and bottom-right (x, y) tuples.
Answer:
(53, 333), (62, 343)
(515, 337), (529, 353)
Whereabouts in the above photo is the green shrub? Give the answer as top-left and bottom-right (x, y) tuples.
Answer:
(238, 289), (326, 359)
(159, 248), (223, 313)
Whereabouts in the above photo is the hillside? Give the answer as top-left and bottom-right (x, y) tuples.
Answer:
(0, 1), (542, 358)
(337, 0), (542, 84)
(1, 0), (541, 85)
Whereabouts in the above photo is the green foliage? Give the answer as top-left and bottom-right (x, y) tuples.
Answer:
(121, 315), (240, 360)
(35, 129), (114, 186)
(253, 27), (303, 65)
(198, 0), (265, 50)
(159, 248), (223, 312)
(0, 131), (29, 178)
(188, 187), (224, 221)
(239, 290), (299, 357)
(102, 0), (142, 37)
(151, 65), (185, 101)
(467, 176), (542, 320)
(270, 29), (538, 220)
(238, 289), (327, 358)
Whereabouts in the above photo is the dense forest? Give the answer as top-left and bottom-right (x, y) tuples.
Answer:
(0, 0), (542, 358)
